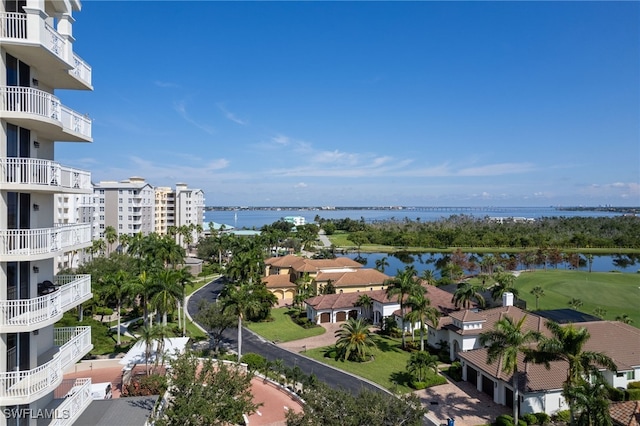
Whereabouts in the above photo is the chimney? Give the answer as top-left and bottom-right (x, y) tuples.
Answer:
(502, 292), (514, 307)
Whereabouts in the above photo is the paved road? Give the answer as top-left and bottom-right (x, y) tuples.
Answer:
(187, 277), (383, 395)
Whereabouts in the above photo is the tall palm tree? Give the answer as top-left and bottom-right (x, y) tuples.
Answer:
(420, 269), (436, 285)
(99, 270), (131, 346)
(479, 315), (542, 421)
(220, 283), (263, 362)
(104, 226), (118, 255)
(151, 269), (182, 326)
(530, 286), (545, 310)
(175, 267), (193, 336)
(452, 281), (485, 309)
(566, 377), (613, 426)
(490, 272), (518, 303)
(525, 321), (617, 425)
(405, 292), (439, 352)
(385, 266), (422, 348)
(334, 318), (375, 362)
(138, 324), (162, 375)
(406, 351), (439, 383)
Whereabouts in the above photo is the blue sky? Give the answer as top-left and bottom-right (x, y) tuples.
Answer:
(58, 1), (639, 207)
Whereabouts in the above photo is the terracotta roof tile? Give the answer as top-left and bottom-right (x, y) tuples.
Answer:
(262, 274), (295, 289)
(315, 269), (390, 288)
(610, 401), (640, 426)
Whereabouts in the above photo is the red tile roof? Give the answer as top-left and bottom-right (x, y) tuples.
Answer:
(262, 274), (295, 289)
(611, 401), (640, 426)
(315, 269), (390, 288)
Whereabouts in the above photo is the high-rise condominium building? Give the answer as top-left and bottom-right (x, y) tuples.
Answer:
(1, 0), (94, 424)
(93, 177), (155, 239)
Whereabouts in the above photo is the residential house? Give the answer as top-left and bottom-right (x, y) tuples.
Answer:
(430, 294), (640, 416)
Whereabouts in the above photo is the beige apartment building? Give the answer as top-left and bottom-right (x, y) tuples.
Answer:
(155, 183), (205, 248)
(93, 177), (155, 239)
(0, 0), (95, 423)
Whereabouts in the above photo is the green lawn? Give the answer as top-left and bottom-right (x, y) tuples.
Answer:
(246, 308), (326, 343)
(515, 270), (640, 326)
(304, 334), (443, 394)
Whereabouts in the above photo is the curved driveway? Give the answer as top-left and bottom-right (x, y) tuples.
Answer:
(187, 277), (384, 395)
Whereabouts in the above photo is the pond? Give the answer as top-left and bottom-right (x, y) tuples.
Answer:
(343, 252), (640, 277)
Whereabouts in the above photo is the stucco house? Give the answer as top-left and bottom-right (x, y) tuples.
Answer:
(263, 254), (390, 302)
(429, 294), (640, 417)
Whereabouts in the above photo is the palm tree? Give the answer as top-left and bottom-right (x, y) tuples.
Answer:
(490, 272), (518, 302)
(220, 283), (263, 362)
(90, 238), (106, 258)
(374, 256), (389, 273)
(452, 281), (485, 309)
(354, 294), (373, 321)
(568, 298), (583, 310)
(405, 292), (439, 352)
(99, 270), (131, 346)
(420, 269), (436, 285)
(566, 377), (613, 426)
(615, 314), (633, 324)
(175, 267), (193, 336)
(104, 226), (118, 255)
(151, 269), (182, 326)
(479, 315), (542, 422)
(406, 351), (439, 383)
(138, 324), (162, 375)
(385, 266), (422, 348)
(334, 318), (375, 362)
(530, 286), (545, 310)
(592, 307), (607, 319)
(525, 321), (617, 425)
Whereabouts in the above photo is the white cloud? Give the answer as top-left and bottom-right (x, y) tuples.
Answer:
(174, 101), (216, 135)
(217, 103), (247, 126)
(294, 182), (308, 188)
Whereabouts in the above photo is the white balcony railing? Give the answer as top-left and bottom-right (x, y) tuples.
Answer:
(0, 326), (92, 403)
(0, 275), (91, 330)
(0, 86), (92, 140)
(0, 223), (92, 259)
(0, 157), (91, 191)
(0, 12), (92, 88)
(50, 378), (92, 426)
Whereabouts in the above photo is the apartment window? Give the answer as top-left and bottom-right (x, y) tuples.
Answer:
(128, 225), (132, 229)
(100, 224), (105, 229)
(129, 190), (133, 194)
(119, 207), (123, 212)
(99, 190), (105, 194)
(118, 224), (123, 230)
(119, 190), (123, 194)
(128, 198), (132, 203)
(118, 198), (123, 203)
(628, 371), (636, 380)
(128, 207), (132, 212)
(100, 206), (105, 212)
(100, 198), (105, 204)
(118, 215), (123, 220)
(99, 215), (105, 220)
(128, 216), (132, 220)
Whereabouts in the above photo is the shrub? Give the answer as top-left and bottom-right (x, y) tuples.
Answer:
(495, 414), (514, 426)
(410, 381), (427, 390)
(123, 373), (167, 397)
(628, 381), (640, 390)
(240, 353), (266, 371)
(627, 388), (640, 400)
(517, 421), (527, 426)
(553, 410), (570, 423)
(447, 362), (462, 381)
(422, 374), (447, 388)
(534, 412), (550, 425)
(522, 413), (538, 425)
(608, 386), (626, 401)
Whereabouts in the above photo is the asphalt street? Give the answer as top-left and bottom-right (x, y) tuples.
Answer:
(187, 277), (384, 395)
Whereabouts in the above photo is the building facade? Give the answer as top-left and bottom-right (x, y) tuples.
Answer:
(93, 177), (155, 239)
(1, 0), (94, 423)
(154, 183), (205, 248)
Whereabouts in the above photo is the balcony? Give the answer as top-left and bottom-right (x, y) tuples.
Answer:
(0, 275), (91, 333)
(0, 326), (92, 405)
(0, 223), (92, 262)
(48, 378), (93, 426)
(0, 157), (91, 193)
(0, 86), (92, 142)
(0, 12), (92, 90)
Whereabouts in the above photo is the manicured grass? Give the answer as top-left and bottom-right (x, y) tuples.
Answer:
(246, 308), (326, 343)
(515, 270), (640, 326)
(304, 334), (442, 394)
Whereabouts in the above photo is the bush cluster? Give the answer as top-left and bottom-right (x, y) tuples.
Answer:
(447, 362), (462, 381)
